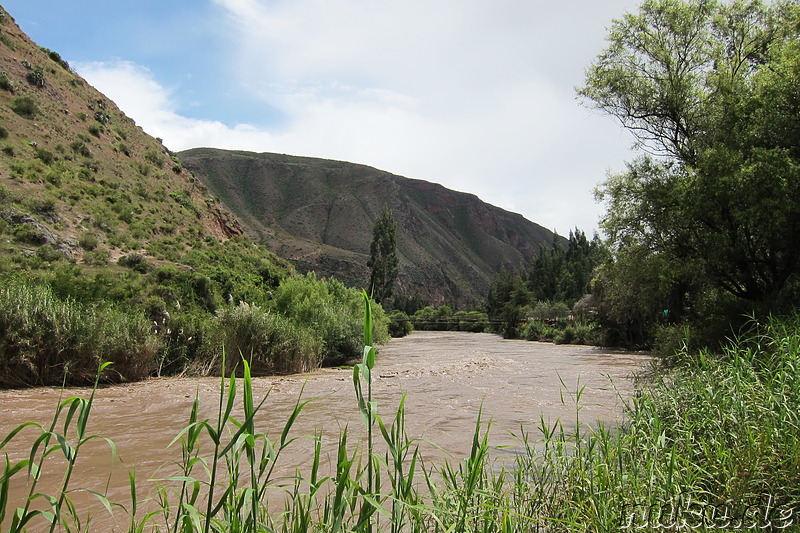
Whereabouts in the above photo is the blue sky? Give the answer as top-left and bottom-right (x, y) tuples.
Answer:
(4, 0), (641, 235)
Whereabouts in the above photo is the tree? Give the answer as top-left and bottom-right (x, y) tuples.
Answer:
(367, 206), (398, 304)
(580, 0), (800, 310)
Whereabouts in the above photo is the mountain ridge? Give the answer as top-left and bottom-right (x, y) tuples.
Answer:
(179, 148), (558, 307)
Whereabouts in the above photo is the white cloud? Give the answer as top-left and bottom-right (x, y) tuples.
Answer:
(76, 0), (639, 235)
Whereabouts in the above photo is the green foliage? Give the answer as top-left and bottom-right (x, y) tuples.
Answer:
(11, 96), (37, 118)
(387, 309), (413, 337)
(0, 279), (158, 387)
(367, 205), (398, 304)
(77, 232), (98, 251)
(487, 229), (605, 339)
(34, 147), (54, 165)
(270, 273), (389, 365)
(581, 0), (800, 345)
(216, 301), (323, 375)
(118, 252), (152, 273)
(26, 197), (55, 215)
(410, 305), (489, 332)
(25, 67), (45, 87)
(83, 247), (110, 266)
(143, 150), (162, 166)
(46, 48), (70, 70)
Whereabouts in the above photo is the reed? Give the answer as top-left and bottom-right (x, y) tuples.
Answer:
(2, 312), (799, 531)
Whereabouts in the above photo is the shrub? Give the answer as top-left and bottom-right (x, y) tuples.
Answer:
(26, 197), (56, 215)
(47, 49), (70, 70)
(88, 123), (102, 137)
(270, 274), (388, 365)
(0, 279), (158, 386)
(454, 310), (490, 332)
(144, 150), (163, 166)
(0, 71), (11, 91)
(78, 232), (99, 251)
(12, 222), (48, 245)
(84, 247), (110, 266)
(0, 126), (7, 139)
(70, 140), (91, 158)
(25, 67), (45, 87)
(11, 96), (37, 118)
(387, 310), (412, 337)
(118, 253), (152, 273)
(34, 148), (55, 165)
(216, 302), (323, 375)
(35, 244), (63, 262)
(94, 110), (111, 124)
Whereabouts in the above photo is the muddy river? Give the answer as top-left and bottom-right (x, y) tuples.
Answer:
(0, 331), (651, 529)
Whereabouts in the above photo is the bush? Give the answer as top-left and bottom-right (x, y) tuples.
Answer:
(78, 232), (99, 251)
(11, 96), (37, 118)
(387, 310), (412, 337)
(454, 310), (489, 332)
(34, 148), (55, 165)
(0, 71), (11, 91)
(216, 302), (323, 375)
(0, 279), (158, 386)
(270, 274), (388, 365)
(25, 67), (45, 87)
(118, 253), (152, 273)
(84, 247), (110, 265)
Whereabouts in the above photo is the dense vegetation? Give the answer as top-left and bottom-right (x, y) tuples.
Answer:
(0, 237), (389, 386)
(3, 305), (798, 531)
(486, 0), (800, 355)
(2, 0), (800, 529)
(486, 229), (606, 344)
(580, 0), (800, 350)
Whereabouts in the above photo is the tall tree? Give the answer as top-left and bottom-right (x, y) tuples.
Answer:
(367, 206), (399, 304)
(580, 0), (800, 309)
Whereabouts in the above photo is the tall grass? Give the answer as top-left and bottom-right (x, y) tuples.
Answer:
(0, 279), (158, 386)
(2, 311), (799, 530)
(216, 302), (324, 375)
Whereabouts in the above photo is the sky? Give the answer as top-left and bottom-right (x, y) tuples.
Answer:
(4, 0), (642, 236)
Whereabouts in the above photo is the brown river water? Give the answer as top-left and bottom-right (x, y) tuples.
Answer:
(0, 331), (651, 530)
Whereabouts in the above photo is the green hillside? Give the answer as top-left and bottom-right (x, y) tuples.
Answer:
(0, 5), (387, 387)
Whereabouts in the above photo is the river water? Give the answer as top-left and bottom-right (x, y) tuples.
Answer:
(0, 331), (651, 529)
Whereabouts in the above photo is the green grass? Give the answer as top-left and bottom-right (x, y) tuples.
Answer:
(2, 309), (799, 531)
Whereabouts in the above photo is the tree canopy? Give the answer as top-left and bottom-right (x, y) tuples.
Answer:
(580, 0), (800, 314)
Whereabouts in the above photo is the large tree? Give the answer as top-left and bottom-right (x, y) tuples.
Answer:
(580, 0), (800, 309)
(367, 206), (399, 304)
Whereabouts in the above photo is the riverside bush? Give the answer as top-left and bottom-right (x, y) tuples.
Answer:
(216, 301), (323, 374)
(387, 309), (412, 337)
(0, 279), (158, 386)
(270, 273), (388, 365)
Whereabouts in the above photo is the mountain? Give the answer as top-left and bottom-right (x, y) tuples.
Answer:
(179, 148), (558, 307)
(0, 7), (244, 267)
